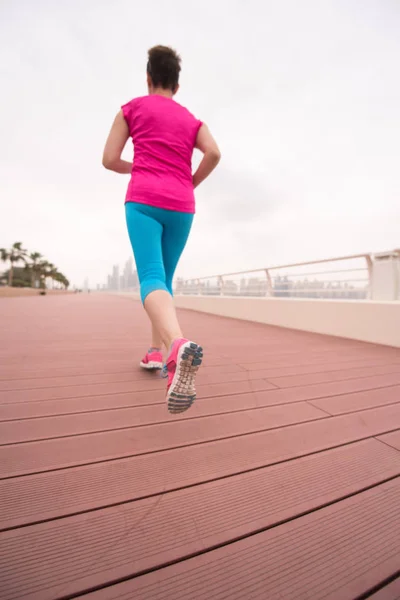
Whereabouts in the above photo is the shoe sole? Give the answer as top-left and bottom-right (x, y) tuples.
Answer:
(140, 361), (163, 370)
(167, 341), (203, 414)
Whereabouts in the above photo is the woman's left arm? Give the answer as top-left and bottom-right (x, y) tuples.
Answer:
(102, 111), (132, 174)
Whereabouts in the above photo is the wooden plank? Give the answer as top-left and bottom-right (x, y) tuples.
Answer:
(268, 363), (400, 389)
(239, 356), (400, 374)
(0, 354), (236, 382)
(1, 443), (399, 600)
(1, 405), (400, 528)
(0, 363), (240, 392)
(310, 385), (400, 415)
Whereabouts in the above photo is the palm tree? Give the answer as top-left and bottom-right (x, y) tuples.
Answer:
(52, 271), (69, 290)
(37, 260), (52, 289)
(59, 273), (69, 290)
(1, 243), (70, 290)
(26, 252), (43, 288)
(0, 242), (26, 286)
(38, 261), (67, 290)
(47, 265), (59, 289)
(0, 248), (10, 283)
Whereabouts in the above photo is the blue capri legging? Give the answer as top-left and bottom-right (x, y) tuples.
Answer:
(125, 202), (194, 304)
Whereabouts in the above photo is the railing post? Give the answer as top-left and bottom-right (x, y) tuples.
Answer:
(365, 255), (373, 300)
(218, 276), (224, 296)
(265, 269), (273, 297)
(396, 249), (400, 301)
(197, 278), (201, 296)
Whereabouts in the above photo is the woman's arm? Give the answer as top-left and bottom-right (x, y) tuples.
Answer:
(192, 124), (221, 189)
(102, 111), (132, 174)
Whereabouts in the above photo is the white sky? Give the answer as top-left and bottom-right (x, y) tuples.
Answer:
(1, 0), (399, 288)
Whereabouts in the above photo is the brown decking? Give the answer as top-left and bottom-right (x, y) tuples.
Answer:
(0, 293), (400, 600)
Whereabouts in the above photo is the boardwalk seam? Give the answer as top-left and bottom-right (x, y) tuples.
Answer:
(355, 571), (400, 599)
(374, 434), (400, 454)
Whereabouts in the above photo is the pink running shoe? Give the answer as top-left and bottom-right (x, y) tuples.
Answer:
(140, 348), (163, 370)
(166, 338), (203, 414)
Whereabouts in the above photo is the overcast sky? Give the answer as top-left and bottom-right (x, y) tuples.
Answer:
(1, 0), (399, 287)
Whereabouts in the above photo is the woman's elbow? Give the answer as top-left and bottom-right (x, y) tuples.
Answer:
(102, 155), (115, 170)
(209, 148), (221, 165)
(102, 149), (121, 170)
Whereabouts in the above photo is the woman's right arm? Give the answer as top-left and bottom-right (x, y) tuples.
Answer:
(192, 124), (221, 189)
(102, 110), (132, 174)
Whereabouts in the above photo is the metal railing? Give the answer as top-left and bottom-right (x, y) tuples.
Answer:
(174, 249), (400, 301)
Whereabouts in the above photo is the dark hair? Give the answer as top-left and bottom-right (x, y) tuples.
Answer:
(147, 45), (181, 91)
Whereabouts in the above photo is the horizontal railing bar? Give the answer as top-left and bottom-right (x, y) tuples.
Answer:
(223, 278), (369, 285)
(176, 287), (369, 293)
(184, 279), (369, 287)
(181, 249), (399, 282)
(266, 268), (367, 278)
(187, 253), (370, 281)
(219, 268), (367, 280)
(271, 289), (368, 293)
(175, 292), (369, 297)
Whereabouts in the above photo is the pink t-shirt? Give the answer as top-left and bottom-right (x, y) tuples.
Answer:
(121, 95), (202, 213)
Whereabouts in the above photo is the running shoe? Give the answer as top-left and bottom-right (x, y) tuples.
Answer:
(139, 348), (163, 370)
(165, 338), (203, 414)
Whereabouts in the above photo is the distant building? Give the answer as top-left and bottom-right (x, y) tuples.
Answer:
(103, 258), (138, 291)
(111, 264), (120, 290)
(123, 257), (133, 289)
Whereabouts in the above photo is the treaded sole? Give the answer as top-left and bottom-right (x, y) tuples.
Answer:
(167, 341), (203, 414)
(140, 361), (163, 370)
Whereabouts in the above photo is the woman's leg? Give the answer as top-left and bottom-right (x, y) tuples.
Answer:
(161, 211), (202, 413)
(125, 203), (186, 350)
(162, 211), (194, 295)
(144, 211), (194, 348)
(137, 207), (201, 413)
(125, 203), (167, 302)
(151, 324), (163, 350)
(144, 291), (183, 350)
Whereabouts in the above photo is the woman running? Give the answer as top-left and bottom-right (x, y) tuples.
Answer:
(102, 45), (221, 413)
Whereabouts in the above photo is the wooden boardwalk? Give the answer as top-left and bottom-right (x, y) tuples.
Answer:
(1, 293), (400, 600)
